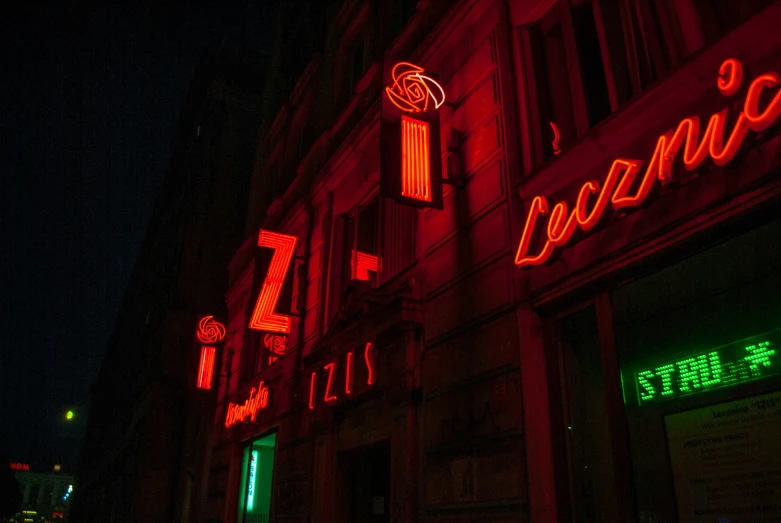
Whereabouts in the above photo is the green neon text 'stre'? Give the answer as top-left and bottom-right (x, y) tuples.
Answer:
(635, 339), (777, 405)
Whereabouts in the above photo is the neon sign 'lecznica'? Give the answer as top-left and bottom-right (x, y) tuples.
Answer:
(516, 58), (781, 269)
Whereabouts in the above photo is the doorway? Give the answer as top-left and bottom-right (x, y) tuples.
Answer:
(237, 432), (276, 523)
(337, 441), (391, 523)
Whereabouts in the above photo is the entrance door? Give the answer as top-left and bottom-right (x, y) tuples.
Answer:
(237, 432), (276, 523)
(337, 442), (391, 523)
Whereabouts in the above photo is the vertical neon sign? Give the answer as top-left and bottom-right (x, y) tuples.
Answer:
(247, 450), (259, 510)
(381, 60), (445, 209)
(196, 346), (216, 389)
(401, 115), (432, 202)
(195, 315), (225, 391)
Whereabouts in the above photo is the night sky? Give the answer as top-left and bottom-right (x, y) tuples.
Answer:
(0, 4), (272, 473)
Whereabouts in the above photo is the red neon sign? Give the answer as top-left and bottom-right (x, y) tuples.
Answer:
(365, 342), (376, 386)
(308, 342), (377, 411)
(263, 333), (286, 356)
(516, 59), (781, 269)
(549, 122), (561, 155)
(345, 351), (354, 395)
(352, 250), (381, 281)
(196, 315), (226, 343)
(323, 362), (338, 403)
(225, 381), (270, 427)
(9, 462), (29, 471)
(196, 346), (216, 390)
(401, 115), (432, 202)
(308, 372), (318, 410)
(249, 230), (298, 333)
(385, 62), (446, 114)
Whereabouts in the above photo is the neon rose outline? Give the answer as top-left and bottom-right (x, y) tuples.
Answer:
(385, 61), (446, 113)
(197, 315), (226, 343)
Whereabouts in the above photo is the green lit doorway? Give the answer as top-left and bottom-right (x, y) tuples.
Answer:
(237, 432), (276, 523)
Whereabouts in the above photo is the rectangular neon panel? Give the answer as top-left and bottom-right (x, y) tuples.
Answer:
(352, 250), (381, 281)
(634, 330), (780, 405)
(401, 115), (431, 202)
(196, 346), (216, 390)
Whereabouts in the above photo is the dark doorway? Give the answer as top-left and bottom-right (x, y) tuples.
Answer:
(337, 441), (391, 523)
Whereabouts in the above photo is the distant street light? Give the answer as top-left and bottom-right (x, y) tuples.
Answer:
(65, 410), (74, 421)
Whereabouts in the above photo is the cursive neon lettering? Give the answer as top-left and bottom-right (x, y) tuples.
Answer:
(225, 381), (270, 427)
(516, 59), (781, 269)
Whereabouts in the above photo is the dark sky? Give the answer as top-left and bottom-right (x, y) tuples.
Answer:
(0, 4), (272, 473)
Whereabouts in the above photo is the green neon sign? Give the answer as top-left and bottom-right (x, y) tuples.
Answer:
(634, 330), (780, 405)
(247, 450), (259, 510)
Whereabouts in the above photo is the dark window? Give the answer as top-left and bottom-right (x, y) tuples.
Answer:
(351, 39), (366, 92)
(571, 3), (611, 127)
(530, 17), (577, 161)
(528, 0), (676, 164)
(693, 0), (772, 44)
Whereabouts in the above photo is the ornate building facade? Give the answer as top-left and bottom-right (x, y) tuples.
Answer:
(207, 0), (781, 522)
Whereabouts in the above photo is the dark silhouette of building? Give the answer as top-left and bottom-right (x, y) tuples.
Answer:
(71, 42), (267, 523)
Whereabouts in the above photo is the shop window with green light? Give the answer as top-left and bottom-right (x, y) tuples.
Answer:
(612, 216), (781, 522)
(237, 433), (276, 523)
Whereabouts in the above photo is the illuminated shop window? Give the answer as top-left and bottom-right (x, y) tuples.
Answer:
(612, 216), (781, 521)
(237, 432), (276, 523)
(547, 217), (781, 522)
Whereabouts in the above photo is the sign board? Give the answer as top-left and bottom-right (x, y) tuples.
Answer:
(381, 60), (445, 209)
(665, 390), (781, 522)
(635, 330), (780, 405)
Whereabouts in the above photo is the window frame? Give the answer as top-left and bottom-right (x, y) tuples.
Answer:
(520, 0), (680, 169)
(542, 293), (636, 522)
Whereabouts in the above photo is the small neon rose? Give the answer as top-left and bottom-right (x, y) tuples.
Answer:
(385, 61), (446, 113)
(197, 315), (226, 344)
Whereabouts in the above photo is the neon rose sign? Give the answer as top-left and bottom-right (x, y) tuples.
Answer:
(516, 58), (781, 269)
(385, 62), (446, 113)
(225, 381), (270, 428)
(196, 315), (226, 343)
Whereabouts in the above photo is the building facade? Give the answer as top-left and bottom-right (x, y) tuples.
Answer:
(206, 1), (781, 522)
(71, 44), (266, 523)
(7, 470), (74, 523)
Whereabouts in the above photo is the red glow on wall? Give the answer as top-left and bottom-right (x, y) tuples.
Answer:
(197, 346), (216, 390)
(549, 122), (561, 155)
(308, 372), (318, 410)
(365, 342), (376, 387)
(196, 315), (226, 343)
(324, 362), (337, 403)
(225, 381), (270, 427)
(516, 59), (781, 269)
(401, 115), (432, 202)
(385, 62), (446, 113)
(345, 351), (354, 395)
(249, 230), (298, 333)
(352, 250), (381, 281)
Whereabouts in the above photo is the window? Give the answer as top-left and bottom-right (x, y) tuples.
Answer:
(546, 215), (781, 521)
(343, 197), (380, 288)
(692, 0), (772, 44)
(237, 433), (277, 523)
(351, 39), (366, 93)
(527, 0), (677, 163)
